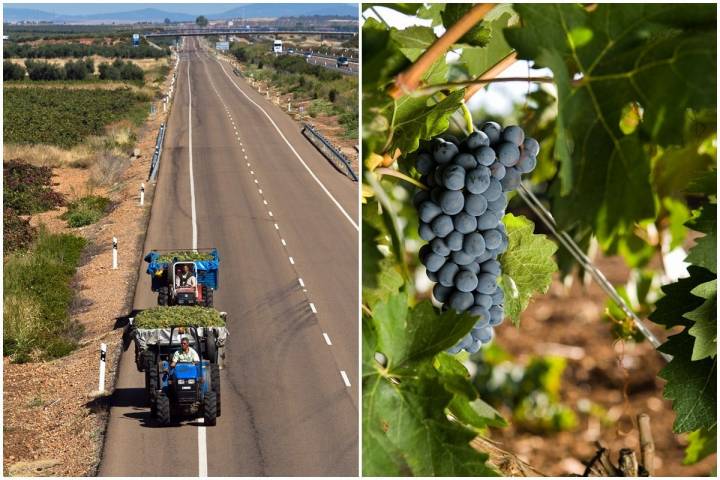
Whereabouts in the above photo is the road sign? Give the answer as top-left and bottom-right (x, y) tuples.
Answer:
(215, 41), (229, 51)
(132, 33), (140, 47)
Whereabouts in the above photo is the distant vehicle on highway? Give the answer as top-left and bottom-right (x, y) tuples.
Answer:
(288, 48), (295, 54)
(304, 52), (312, 59)
(273, 39), (282, 54)
(336, 56), (349, 68)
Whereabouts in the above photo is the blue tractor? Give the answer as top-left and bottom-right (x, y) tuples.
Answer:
(135, 325), (223, 426)
(144, 249), (220, 307)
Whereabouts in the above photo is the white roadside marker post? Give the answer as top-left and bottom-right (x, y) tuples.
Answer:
(98, 343), (107, 394)
(288, 102), (291, 112)
(140, 183), (145, 206)
(112, 237), (118, 270)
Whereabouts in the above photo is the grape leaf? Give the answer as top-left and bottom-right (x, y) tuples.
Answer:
(441, 4), (491, 47)
(686, 203), (717, 274)
(658, 331), (717, 433)
(499, 214), (558, 325)
(391, 26), (448, 85)
(362, 218), (384, 290)
(686, 279), (717, 361)
(684, 426), (717, 465)
(648, 265), (715, 329)
(389, 89), (465, 157)
(363, 294), (498, 476)
(457, 12), (514, 78)
(504, 4), (717, 243)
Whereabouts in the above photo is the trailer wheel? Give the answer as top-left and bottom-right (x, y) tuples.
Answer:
(157, 286), (169, 306)
(156, 393), (171, 426)
(203, 391), (217, 426)
(210, 363), (221, 417)
(204, 287), (213, 307)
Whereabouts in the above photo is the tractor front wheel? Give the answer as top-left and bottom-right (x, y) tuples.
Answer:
(157, 286), (169, 306)
(203, 391), (217, 426)
(156, 393), (171, 426)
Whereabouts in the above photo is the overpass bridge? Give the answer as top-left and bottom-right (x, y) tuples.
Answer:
(144, 28), (356, 40)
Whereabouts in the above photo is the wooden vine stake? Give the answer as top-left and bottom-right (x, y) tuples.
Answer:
(584, 414), (656, 476)
(388, 3), (495, 99)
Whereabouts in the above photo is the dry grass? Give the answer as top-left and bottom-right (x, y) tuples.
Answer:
(3, 143), (97, 169)
(6, 56), (167, 75)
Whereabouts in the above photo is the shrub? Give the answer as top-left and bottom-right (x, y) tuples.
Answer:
(3, 161), (65, 214)
(98, 62), (121, 80)
(61, 195), (111, 227)
(120, 61), (144, 81)
(3, 60), (25, 81)
(3, 230), (86, 362)
(24, 59), (65, 81)
(3, 208), (37, 253)
(63, 59), (91, 80)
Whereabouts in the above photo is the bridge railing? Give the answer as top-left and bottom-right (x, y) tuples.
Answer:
(301, 123), (357, 182)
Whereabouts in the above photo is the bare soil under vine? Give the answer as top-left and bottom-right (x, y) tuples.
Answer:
(489, 254), (716, 476)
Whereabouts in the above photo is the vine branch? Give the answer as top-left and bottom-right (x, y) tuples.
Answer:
(388, 3), (495, 99)
(375, 167), (428, 190)
(414, 76), (555, 97)
(464, 51), (519, 101)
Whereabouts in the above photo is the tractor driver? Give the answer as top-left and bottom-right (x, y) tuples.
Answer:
(176, 264), (197, 287)
(171, 337), (200, 367)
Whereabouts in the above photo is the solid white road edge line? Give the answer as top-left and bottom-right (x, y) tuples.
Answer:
(213, 56), (359, 231)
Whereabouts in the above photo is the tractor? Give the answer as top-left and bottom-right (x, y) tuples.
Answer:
(144, 249), (219, 307)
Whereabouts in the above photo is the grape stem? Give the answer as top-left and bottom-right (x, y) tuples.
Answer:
(414, 76), (555, 97)
(387, 3), (495, 99)
(375, 167), (428, 190)
(460, 101), (474, 134)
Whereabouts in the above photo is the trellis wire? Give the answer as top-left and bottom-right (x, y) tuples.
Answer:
(516, 183), (671, 362)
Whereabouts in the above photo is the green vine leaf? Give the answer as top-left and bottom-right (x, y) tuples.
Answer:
(686, 279), (717, 361)
(458, 11), (514, 78)
(363, 293), (498, 476)
(684, 426), (717, 465)
(504, 4), (717, 243)
(441, 4), (491, 47)
(686, 203), (717, 274)
(649, 265), (715, 329)
(499, 214), (558, 325)
(658, 331), (717, 433)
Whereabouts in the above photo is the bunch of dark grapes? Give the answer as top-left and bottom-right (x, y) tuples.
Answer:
(413, 121), (539, 353)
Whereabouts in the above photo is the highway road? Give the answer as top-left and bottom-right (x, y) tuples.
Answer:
(291, 51), (358, 75)
(99, 37), (358, 476)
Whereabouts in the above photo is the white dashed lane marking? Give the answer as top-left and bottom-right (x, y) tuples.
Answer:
(309, 303), (317, 314)
(323, 333), (332, 346)
(289, 256), (295, 265)
(340, 371), (351, 387)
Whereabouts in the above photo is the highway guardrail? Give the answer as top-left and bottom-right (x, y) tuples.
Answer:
(301, 123), (357, 181)
(148, 123), (166, 182)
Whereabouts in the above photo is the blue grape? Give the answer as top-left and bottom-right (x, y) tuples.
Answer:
(516, 153), (537, 174)
(501, 125), (525, 146)
(426, 269), (438, 282)
(440, 133), (461, 146)
(490, 162), (506, 180)
(463, 232), (486, 257)
(453, 212), (477, 234)
(455, 270), (478, 292)
(484, 178), (503, 201)
(430, 237), (451, 256)
(418, 201), (442, 223)
(473, 293), (492, 309)
(473, 326), (493, 343)
(430, 187), (443, 204)
(464, 193), (488, 216)
(486, 194), (507, 213)
(419, 244), (432, 263)
(439, 190), (464, 215)
(500, 167), (521, 191)
(480, 259), (501, 276)
(454, 153), (477, 170)
(474, 146), (496, 166)
(446, 230), (464, 251)
(480, 121), (501, 144)
(423, 251), (445, 272)
(433, 140), (458, 163)
(452, 249), (476, 266)
(475, 249), (494, 264)
(465, 130), (490, 149)
(466, 339), (483, 354)
(483, 229), (503, 250)
(491, 286), (504, 305)
(448, 291), (474, 311)
(415, 152), (435, 175)
(438, 262), (459, 287)
(476, 273), (497, 294)
(489, 305), (504, 326)
(477, 211), (499, 230)
(465, 166), (491, 194)
(413, 189), (430, 208)
(418, 222), (435, 241)
(433, 283), (453, 303)
(523, 137), (540, 157)
(442, 164), (466, 190)
(496, 142), (520, 167)
(431, 214), (454, 237)
(469, 306), (490, 325)
(461, 262), (481, 275)
(424, 173), (436, 188)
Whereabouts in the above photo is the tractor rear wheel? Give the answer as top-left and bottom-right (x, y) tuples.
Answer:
(204, 287), (214, 307)
(203, 391), (217, 426)
(156, 393), (171, 426)
(157, 286), (169, 306)
(205, 331), (218, 364)
(210, 363), (221, 417)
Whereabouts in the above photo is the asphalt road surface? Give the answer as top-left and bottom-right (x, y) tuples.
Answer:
(99, 37), (358, 476)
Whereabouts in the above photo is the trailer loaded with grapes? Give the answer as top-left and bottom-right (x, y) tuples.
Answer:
(362, 2), (716, 477)
(413, 122), (538, 352)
